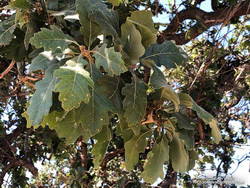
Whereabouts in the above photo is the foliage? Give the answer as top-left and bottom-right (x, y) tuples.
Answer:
(0, 0), (249, 187)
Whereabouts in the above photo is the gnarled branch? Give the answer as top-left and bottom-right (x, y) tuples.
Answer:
(159, 0), (250, 45)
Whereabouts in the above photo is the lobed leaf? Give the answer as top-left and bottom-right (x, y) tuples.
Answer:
(30, 25), (77, 52)
(54, 58), (93, 111)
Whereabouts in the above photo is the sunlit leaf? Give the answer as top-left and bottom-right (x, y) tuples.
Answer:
(94, 44), (127, 76)
(54, 57), (93, 111)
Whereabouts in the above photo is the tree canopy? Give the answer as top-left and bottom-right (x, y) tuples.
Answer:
(0, 0), (249, 187)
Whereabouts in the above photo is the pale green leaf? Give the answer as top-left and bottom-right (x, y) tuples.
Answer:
(92, 124), (112, 168)
(121, 21), (145, 65)
(30, 25), (77, 52)
(169, 134), (189, 172)
(54, 58), (93, 111)
(128, 10), (157, 48)
(142, 41), (188, 68)
(15, 10), (28, 28)
(93, 45), (127, 76)
(142, 136), (169, 184)
(179, 93), (222, 144)
(125, 129), (152, 170)
(122, 79), (147, 135)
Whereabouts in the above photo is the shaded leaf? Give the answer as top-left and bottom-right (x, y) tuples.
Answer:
(121, 21), (145, 65)
(27, 64), (58, 125)
(150, 65), (167, 89)
(76, 0), (100, 45)
(122, 79), (147, 135)
(76, 0), (119, 45)
(174, 112), (195, 130)
(0, 17), (16, 46)
(89, 5), (119, 42)
(161, 86), (180, 112)
(116, 117), (134, 142)
(0, 29), (26, 61)
(141, 41), (188, 68)
(29, 51), (56, 72)
(93, 45), (127, 76)
(96, 76), (123, 114)
(169, 134), (189, 172)
(179, 93), (222, 144)
(128, 10), (157, 48)
(54, 58), (93, 111)
(142, 136), (169, 184)
(178, 129), (195, 150)
(149, 66), (180, 112)
(92, 124), (112, 168)
(44, 110), (92, 144)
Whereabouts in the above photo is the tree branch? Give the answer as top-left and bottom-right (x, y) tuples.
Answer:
(0, 60), (16, 79)
(101, 148), (125, 170)
(0, 159), (38, 185)
(159, 0), (250, 45)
